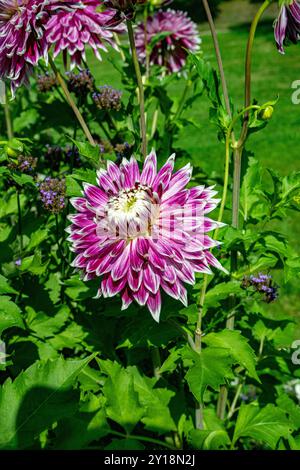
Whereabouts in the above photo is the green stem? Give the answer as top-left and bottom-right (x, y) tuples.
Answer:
(17, 190), (23, 253)
(227, 382), (243, 420)
(48, 56), (95, 146)
(109, 430), (175, 450)
(195, 104), (253, 347)
(143, 4), (150, 80)
(126, 20), (147, 159)
(4, 86), (13, 140)
(217, 385), (228, 420)
(239, 0), (272, 145)
(201, 0), (232, 118)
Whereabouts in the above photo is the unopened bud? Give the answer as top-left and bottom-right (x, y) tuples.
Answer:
(260, 105), (274, 121)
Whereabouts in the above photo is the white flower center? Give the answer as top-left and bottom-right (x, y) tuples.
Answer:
(105, 183), (159, 239)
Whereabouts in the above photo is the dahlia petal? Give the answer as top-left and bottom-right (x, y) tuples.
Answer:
(121, 288), (133, 310)
(83, 183), (108, 206)
(152, 153), (175, 192)
(128, 268), (143, 292)
(132, 286), (149, 306)
(141, 149), (157, 186)
(120, 157), (140, 188)
(147, 290), (161, 322)
(144, 265), (160, 294)
(111, 243), (130, 281)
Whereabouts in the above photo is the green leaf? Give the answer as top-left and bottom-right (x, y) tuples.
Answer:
(204, 282), (243, 308)
(252, 319), (278, 343)
(26, 228), (49, 252)
(10, 172), (36, 188)
(101, 361), (144, 433)
(70, 139), (100, 165)
(129, 366), (176, 434)
(203, 330), (260, 382)
(188, 429), (230, 450)
(0, 355), (96, 449)
(0, 275), (18, 295)
(276, 394), (300, 429)
(71, 168), (97, 185)
(240, 158), (263, 221)
(232, 404), (292, 448)
(184, 347), (234, 404)
(65, 175), (82, 197)
(54, 409), (109, 449)
(49, 322), (87, 350)
(0, 296), (25, 336)
(19, 251), (49, 275)
(160, 347), (181, 374)
(45, 272), (61, 304)
(64, 276), (97, 301)
(27, 306), (69, 338)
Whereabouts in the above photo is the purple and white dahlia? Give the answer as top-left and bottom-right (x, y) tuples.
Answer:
(0, 0), (80, 94)
(67, 151), (225, 321)
(46, 0), (122, 69)
(275, 1), (300, 53)
(135, 9), (200, 73)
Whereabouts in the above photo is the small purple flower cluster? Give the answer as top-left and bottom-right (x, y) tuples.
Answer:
(242, 273), (279, 303)
(92, 85), (122, 111)
(66, 69), (95, 97)
(37, 177), (66, 214)
(37, 73), (57, 93)
(8, 155), (37, 174)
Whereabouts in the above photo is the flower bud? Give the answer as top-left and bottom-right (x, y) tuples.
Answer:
(260, 105), (274, 121)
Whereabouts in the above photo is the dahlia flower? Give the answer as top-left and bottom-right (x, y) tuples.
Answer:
(275, 0), (300, 53)
(135, 9), (200, 73)
(46, 0), (122, 69)
(0, 0), (80, 94)
(67, 151), (225, 321)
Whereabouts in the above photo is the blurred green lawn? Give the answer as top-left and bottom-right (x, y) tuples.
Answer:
(87, 18), (300, 323)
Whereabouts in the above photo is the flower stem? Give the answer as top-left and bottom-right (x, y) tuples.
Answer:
(17, 190), (23, 253)
(227, 382), (243, 420)
(201, 0), (232, 118)
(4, 85), (13, 140)
(143, 3), (150, 79)
(126, 20), (147, 159)
(48, 55), (95, 146)
(194, 274), (207, 429)
(239, 0), (272, 145)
